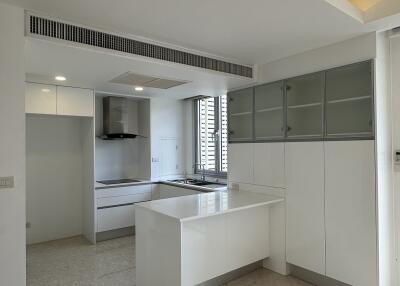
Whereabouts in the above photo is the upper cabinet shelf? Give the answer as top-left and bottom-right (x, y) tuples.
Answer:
(227, 60), (374, 143)
(327, 95), (371, 104)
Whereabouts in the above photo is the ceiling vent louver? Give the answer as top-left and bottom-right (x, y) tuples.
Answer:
(27, 14), (253, 78)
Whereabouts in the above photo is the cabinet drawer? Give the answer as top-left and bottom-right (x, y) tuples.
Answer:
(97, 192), (151, 208)
(97, 205), (135, 232)
(96, 184), (152, 198)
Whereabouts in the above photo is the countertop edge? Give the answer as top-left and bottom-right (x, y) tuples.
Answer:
(135, 194), (284, 222)
(95, 180), (227, 192)
(179, 197), (284, 222)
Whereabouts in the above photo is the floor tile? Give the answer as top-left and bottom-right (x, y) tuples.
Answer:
(27, 235), (312, 286)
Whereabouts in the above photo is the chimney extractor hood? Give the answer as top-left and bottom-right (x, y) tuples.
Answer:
(101, 96), (138, 140)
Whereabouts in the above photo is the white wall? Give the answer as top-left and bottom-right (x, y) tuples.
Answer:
(375, 31), (395, 286)
(95, 96), (151, 180)
(0, 3), (26, 285)
(81, 117), (96, 243)
(26, 115), (88, 244)
(150, 97), (185, 179)
(257, 33), (376, 84)
(389, 33), (400, 286)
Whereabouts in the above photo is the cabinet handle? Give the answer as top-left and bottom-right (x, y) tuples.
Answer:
(229, 130), (234, 135)
(286, 126), (292, 132)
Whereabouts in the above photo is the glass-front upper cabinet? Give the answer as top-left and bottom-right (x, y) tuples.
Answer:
(325, 61), (373, 138)
(254, 81), (284, 140)
(228, 87), (254, 142)
(286, 72), (324, 138)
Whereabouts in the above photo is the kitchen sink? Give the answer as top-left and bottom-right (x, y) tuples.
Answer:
(169, 179), (225, 187)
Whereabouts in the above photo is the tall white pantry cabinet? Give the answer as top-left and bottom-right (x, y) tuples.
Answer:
(227, 60), (378, 286)
(285, 140), (376, 286)
(228, 140), (377, 286)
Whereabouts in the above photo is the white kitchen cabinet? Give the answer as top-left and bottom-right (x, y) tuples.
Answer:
(57, 86), (94, 117)
(325, 140), (377, 286)
(253, 143), (285, 188)
(228, 143), (254, 184)
(285, 142), (325, 275)
(97, 205), (135, 232)
(96, 184), (152, 232)
(25, 82), (57, 115)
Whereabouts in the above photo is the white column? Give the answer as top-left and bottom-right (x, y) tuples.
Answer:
(0, 3), (26, 286)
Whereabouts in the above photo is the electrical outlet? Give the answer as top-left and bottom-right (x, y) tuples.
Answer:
(0, 176), (14, 189)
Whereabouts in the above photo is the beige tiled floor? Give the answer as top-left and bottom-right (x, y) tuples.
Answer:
(27, 235), (313, 286)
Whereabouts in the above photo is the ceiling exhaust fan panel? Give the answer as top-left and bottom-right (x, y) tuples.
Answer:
(110, 72), (189, 89)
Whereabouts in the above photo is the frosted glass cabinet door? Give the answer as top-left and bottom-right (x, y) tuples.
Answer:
(286, 73), (324, 138)
(254, 81), (284, 140)
(228, 88), (254, 141)
(325, 61), (373, 137)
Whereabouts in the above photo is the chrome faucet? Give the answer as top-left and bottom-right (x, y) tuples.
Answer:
(194, 163), (206, 181)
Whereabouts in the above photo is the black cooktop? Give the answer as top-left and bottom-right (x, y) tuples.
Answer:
(97, 179), (141, 185)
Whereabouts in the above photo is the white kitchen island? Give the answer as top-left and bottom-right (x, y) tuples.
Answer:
(135, 190), (284, 286)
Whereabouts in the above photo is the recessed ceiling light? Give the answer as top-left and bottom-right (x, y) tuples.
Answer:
(55, 75), (66, 81)
(349, 0), (381, 11)
(135, 86), (144, 91)
(41, 88), (50, 93)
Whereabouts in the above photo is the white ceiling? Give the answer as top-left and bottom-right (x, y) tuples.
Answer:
(4, 0), (399, 65)
(25, 38), (254, 99)
(6, 0), (400, 99)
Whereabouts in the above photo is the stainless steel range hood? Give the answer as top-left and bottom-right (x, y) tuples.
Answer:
(101, 96), (138, 140)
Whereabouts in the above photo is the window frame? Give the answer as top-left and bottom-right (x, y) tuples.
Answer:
(193, 96), (227, 178)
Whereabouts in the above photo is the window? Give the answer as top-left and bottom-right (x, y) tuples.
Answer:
(194, 95), (227, 176)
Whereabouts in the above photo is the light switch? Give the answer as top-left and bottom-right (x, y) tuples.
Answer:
(0, 176), (14, 189)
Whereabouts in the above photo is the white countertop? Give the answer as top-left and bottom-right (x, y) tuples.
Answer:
(136, 190), (284, 222)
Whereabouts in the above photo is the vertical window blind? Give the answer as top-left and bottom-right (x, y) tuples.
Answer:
(195, 95), (227, 175)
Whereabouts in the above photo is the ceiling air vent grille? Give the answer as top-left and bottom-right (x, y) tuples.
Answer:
(28, 14), (253, 78)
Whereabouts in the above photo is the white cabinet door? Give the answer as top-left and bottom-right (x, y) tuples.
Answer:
(97, 204), (135, 232)
(228, 143), (254, 184)
(285, 142), (325, 275)
(253, 143), (285, 188)
(25, 83), (57, 115)
(325, 141), (377, 286)
(57, 86), (94, 117)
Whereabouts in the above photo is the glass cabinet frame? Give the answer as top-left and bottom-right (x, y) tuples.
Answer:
(323, 60), (375, 140)
(254, 80), (285, 141)
(227, 60), (375, 143)
(227, 87), (255, 142)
